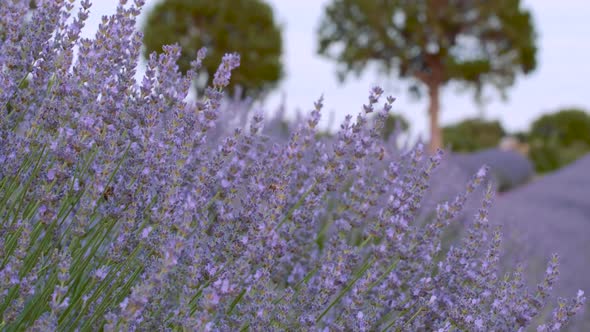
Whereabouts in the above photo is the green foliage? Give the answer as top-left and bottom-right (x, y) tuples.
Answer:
(317, 0), (537, 94)
(443, 118), (506, 152)
(382, 113), (409, 141)
(317, 0), (537, 151)
(527, 109), (590, 173)
(529, 109), (590, 146)
(513, 131), (529, 143)
(142, 0), (283, 98)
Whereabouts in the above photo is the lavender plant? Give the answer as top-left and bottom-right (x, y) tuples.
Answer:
(0, 1), (585, 331)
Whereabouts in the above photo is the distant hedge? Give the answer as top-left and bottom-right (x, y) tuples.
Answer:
(527, 109), (590, 173)
(443, 118), (506, 153)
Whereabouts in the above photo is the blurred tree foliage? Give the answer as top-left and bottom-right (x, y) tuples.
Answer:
(443, 118), (506, 152)
(142, 0), (283, 98)
(526, 109), (590, 173)
(382, 113), (409, 141)
(317, 0), (537, 153)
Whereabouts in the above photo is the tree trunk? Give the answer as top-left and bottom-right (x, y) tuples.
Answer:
(427, 83), (442, 153)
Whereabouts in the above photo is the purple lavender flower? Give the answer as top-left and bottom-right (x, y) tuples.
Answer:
(0, 1), (584, 331)
(213, 53), (241, 89)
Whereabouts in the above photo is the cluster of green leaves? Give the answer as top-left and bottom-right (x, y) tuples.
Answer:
(443, 118), (506, 152)
(142, 0), (538, 152)
(317, 0), (537, 89)
(142, 0), (283, 98)
(382, 113), (409, 141)
(525, 109), (590, 173)
(441, 109), (590, 175)
(317, 0), (537, 151)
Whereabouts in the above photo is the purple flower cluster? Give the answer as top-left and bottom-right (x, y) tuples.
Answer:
(0, 1), (584, 331)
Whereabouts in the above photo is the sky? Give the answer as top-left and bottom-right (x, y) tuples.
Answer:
(80, 0), (590, 140)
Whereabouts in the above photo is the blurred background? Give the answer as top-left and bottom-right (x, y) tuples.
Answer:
(80, 0), (590, 174)
(79, 0), (590, 328)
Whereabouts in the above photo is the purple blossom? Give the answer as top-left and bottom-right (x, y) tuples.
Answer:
(0, 1), (584, 331)
(213, 53), (240, 88)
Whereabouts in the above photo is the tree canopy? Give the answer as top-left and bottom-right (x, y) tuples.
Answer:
(382, 113), (409, 141)
(443, 118), (506, 152)
(317, 0), (537, 152)
(142, 0), (283, 98)
(526, 108), (590, 173)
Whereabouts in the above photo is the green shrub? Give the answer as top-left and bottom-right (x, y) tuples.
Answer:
(443, 118), (506, 152)
(527, 109), (590, 173)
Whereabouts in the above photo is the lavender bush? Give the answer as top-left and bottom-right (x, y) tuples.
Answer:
(0, 1), (585, 331)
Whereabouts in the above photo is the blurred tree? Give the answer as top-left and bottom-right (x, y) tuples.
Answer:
(443, 118), (505, 152)
(529, 109), (590, 146)
(513, 131), (529, 143)
(142, 0), (283, 99)
(382, 113), (409, 141)
(317, 0), (537, 152)
(527, 109), (590, 173)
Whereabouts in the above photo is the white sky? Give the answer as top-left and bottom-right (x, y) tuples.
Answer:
(80, 0), (590, 140)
